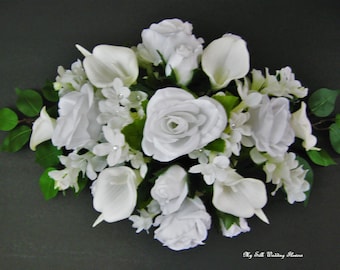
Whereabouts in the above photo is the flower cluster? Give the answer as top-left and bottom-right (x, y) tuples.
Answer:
(2, 18), (339, 251)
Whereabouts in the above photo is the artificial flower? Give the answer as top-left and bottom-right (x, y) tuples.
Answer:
(291, 101), (318, 150)
(29, 106), (56, 151)
(251, 67), (308, 99)
(76, 44), (138, 88)
(202, 34), (250, 90)
(212, 168), (268, 223)
(251, 149), (310, 204)
(91, 166), (140, 226)
(151, 165), (188, 215)
(220, 217), (250, 238)
(52, 83), (101, 150)
(92, 126), (128, 167)
(137, 18), (203, 85)
(154, 197), (211, 251)
(142, 87), (227, 161)
(246, 96), (295, 157)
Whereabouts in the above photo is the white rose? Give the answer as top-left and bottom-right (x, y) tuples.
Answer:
(76, 44), (138, 88)
(154, 197), (211, 251)
(52, 83), (101, 150)
(142, 87), (227, 162)
(91, 166), (140, 227)
(291, 101), (317, 150)
(137, 18), (203, 85)
(247, 96), (295, 157)
(202, 34), (250, 90)
(151, 165), (188, 215)
(29, 106), (56, 150)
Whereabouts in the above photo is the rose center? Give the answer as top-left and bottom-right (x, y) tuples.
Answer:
(164, 116), (189, 134)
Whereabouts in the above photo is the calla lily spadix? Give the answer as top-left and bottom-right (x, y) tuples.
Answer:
(202, 34), (250, 90)
(92, 166), (141, 227)
(76, 44), (138, 88)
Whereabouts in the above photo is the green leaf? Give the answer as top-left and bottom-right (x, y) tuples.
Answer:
(213, 94), (240, 115)
(0, 108), (18, 131)
(205, 138), (226, 152)
(307, 149), (336, 166)
(1, 125), (31, 152)
(217, 211), (239, 229)
(75, 175), (89, 194)
(39, 167), (58, 200)
(296, 156), (314, 207)
(308, 88), (340, 117)
(329, 121), (340, 154)
(15, 88), (43, 117)
(35, 140), (62, 168)
(335, 114), (340, 125)
(121, 118), (146, 151)
(42, 81), (59, 102)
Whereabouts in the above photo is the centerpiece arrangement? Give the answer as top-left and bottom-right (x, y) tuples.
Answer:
(1, 18), (339, 251)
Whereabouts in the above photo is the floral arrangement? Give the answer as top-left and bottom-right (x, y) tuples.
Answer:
(1, 18), (339, 251)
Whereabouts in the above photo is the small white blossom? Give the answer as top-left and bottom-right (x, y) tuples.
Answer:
(251, 67), (308, 99)
(250, 149), (310, 204)
(220, 218), (250, 238)
(189, 155), (230, 185)
(92, 126), (128, 167)
(54, 60), (87, 96)
(129, 209), (154, 233)
(129, 151), (148, 178)
(49, 167), (80, 192)
(128, 200), (161, 234)
(221, 112), (251, 157)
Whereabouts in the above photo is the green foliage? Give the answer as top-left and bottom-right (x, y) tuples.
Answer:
(296, 156), (314, 207)
(307, 149), (336, 166)
(205, 138), (226, 152)
(212, 94), (240, 115)
(217, 211), (239, 230)
(308, 88), (340, 117)
(35, 140), (62, 168)
(1, 125), (31, 152)
(0, 108), (18, 131)
(15, 88), (43, 117)
(121, 118), (146, 151)
(329, 120), (340, 154)
(39, 167), (59, 200)
(75, 174), (89, 194)
(42, 81), (59, 102)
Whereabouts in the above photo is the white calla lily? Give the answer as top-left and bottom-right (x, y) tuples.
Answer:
(76, 44), (138, 88)
(213, 169), (268, 223)
(291, 101), (318, 150)
(202, 34), (250, 90)
(91, 166), (140, 227)
(29, 106), (56, 150)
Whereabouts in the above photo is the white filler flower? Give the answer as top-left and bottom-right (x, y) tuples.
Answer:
(142, 87), (227, 162)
